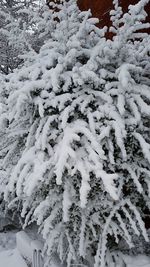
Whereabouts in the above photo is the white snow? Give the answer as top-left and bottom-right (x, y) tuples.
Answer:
(0, 248), (150, 267)
(0, 249), (28, 267)
(0, 231), (150, 267)
(0, 231), (28, 267)
(0, 231), (62, 267)
(0, 0), (150, 266)
(16, 231), (33, 262)
(123, 254), (150, 267)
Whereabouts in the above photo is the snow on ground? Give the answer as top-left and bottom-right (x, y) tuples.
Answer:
(0, 231), (150, 267)
(0, 249), (28, 267)
(0, 230), (62, 267)
(123, 254), (150, 267)
(124, 255), (150, 267)
(0, 231), (28, 267)
(0, 231), (16, 251)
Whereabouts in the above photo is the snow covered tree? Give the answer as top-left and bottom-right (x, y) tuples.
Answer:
(0, 0), (150, 266)
(0, 0), (32, 73)
(0, 0), (54, 74)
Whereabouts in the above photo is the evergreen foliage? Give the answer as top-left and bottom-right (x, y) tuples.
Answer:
(0, 0), (149, 266)
(0, 0), (54, 74)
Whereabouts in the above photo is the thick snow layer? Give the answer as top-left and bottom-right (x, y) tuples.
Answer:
(0, 231), (150, 267)
(16, 231), (32, 261)
(0, 231), (27, 267)
(0, 232), (16, 251)
(1, 248), (150, 267)
(0, 230), (62, 267)
(0, 249), (28, 267)
(123, 255), (150, 267)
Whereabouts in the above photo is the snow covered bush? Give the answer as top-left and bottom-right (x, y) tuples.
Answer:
(0, 0), (150, 266)
(0, 0), (54, 74)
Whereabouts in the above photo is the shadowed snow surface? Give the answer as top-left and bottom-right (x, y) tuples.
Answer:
(0, 249), (27, 267)
(0, 232), (150, 267)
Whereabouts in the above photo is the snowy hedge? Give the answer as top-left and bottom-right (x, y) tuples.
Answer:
(0, 0), (150, 266)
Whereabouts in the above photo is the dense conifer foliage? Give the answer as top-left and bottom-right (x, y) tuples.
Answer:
(0, 0), (149, 266)
(0, 0), (55, 74)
